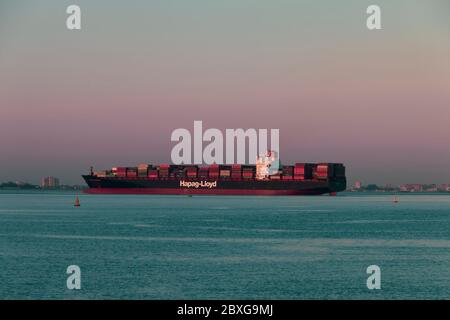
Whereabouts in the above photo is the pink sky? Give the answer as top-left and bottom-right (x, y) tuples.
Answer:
(0, 0), (449, 185)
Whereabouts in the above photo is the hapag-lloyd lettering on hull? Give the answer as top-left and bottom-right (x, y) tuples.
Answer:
(180, 180), (217, 189)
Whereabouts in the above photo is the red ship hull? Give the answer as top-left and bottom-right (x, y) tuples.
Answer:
(83, 187), (324, 196)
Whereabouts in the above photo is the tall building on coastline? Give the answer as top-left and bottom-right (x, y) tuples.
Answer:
(41, 176), (60, 189)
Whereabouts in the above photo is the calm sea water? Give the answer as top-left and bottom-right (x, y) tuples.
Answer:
(1, 191), (450, 300)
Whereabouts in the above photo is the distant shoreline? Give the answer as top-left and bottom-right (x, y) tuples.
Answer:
(1, 190), (449, 196)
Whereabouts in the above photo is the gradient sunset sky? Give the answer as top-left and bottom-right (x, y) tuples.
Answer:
(1, 0), (449, 185)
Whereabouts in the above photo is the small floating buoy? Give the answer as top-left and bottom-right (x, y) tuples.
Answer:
(74, 195), (81, 207)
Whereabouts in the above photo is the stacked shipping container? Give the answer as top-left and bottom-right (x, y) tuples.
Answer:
(138, 164), (149, 177)
(158, 164), (170, 178)
(219, 165), (231, 178)
(209, 164), (219, 178)
(231, 164), (242, 179)
(198, 167), (209, 178)
(242, 166), (255, 179)
(294, 163), (313, 180)
(116, 167), (127, 177)
(282, 166), (294, 180)
(315, 164), (332, 180)
(102, 163), (345, 181)
(148, 168), (158, 179)
(185, 166), (198, 178)
(126, 167), (138, 178)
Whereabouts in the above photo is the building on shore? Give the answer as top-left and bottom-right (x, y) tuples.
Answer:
(41, 176), (60, 189)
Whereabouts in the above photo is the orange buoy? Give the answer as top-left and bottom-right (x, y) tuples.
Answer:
(74, 195), (81, 207)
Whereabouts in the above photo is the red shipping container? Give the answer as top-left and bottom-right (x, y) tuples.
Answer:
(148, 169), (158, 177)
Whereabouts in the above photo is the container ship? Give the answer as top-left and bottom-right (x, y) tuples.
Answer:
(82, 152), (346, 196)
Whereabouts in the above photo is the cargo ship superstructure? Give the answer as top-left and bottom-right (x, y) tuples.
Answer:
(82, 152), (346, 196)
